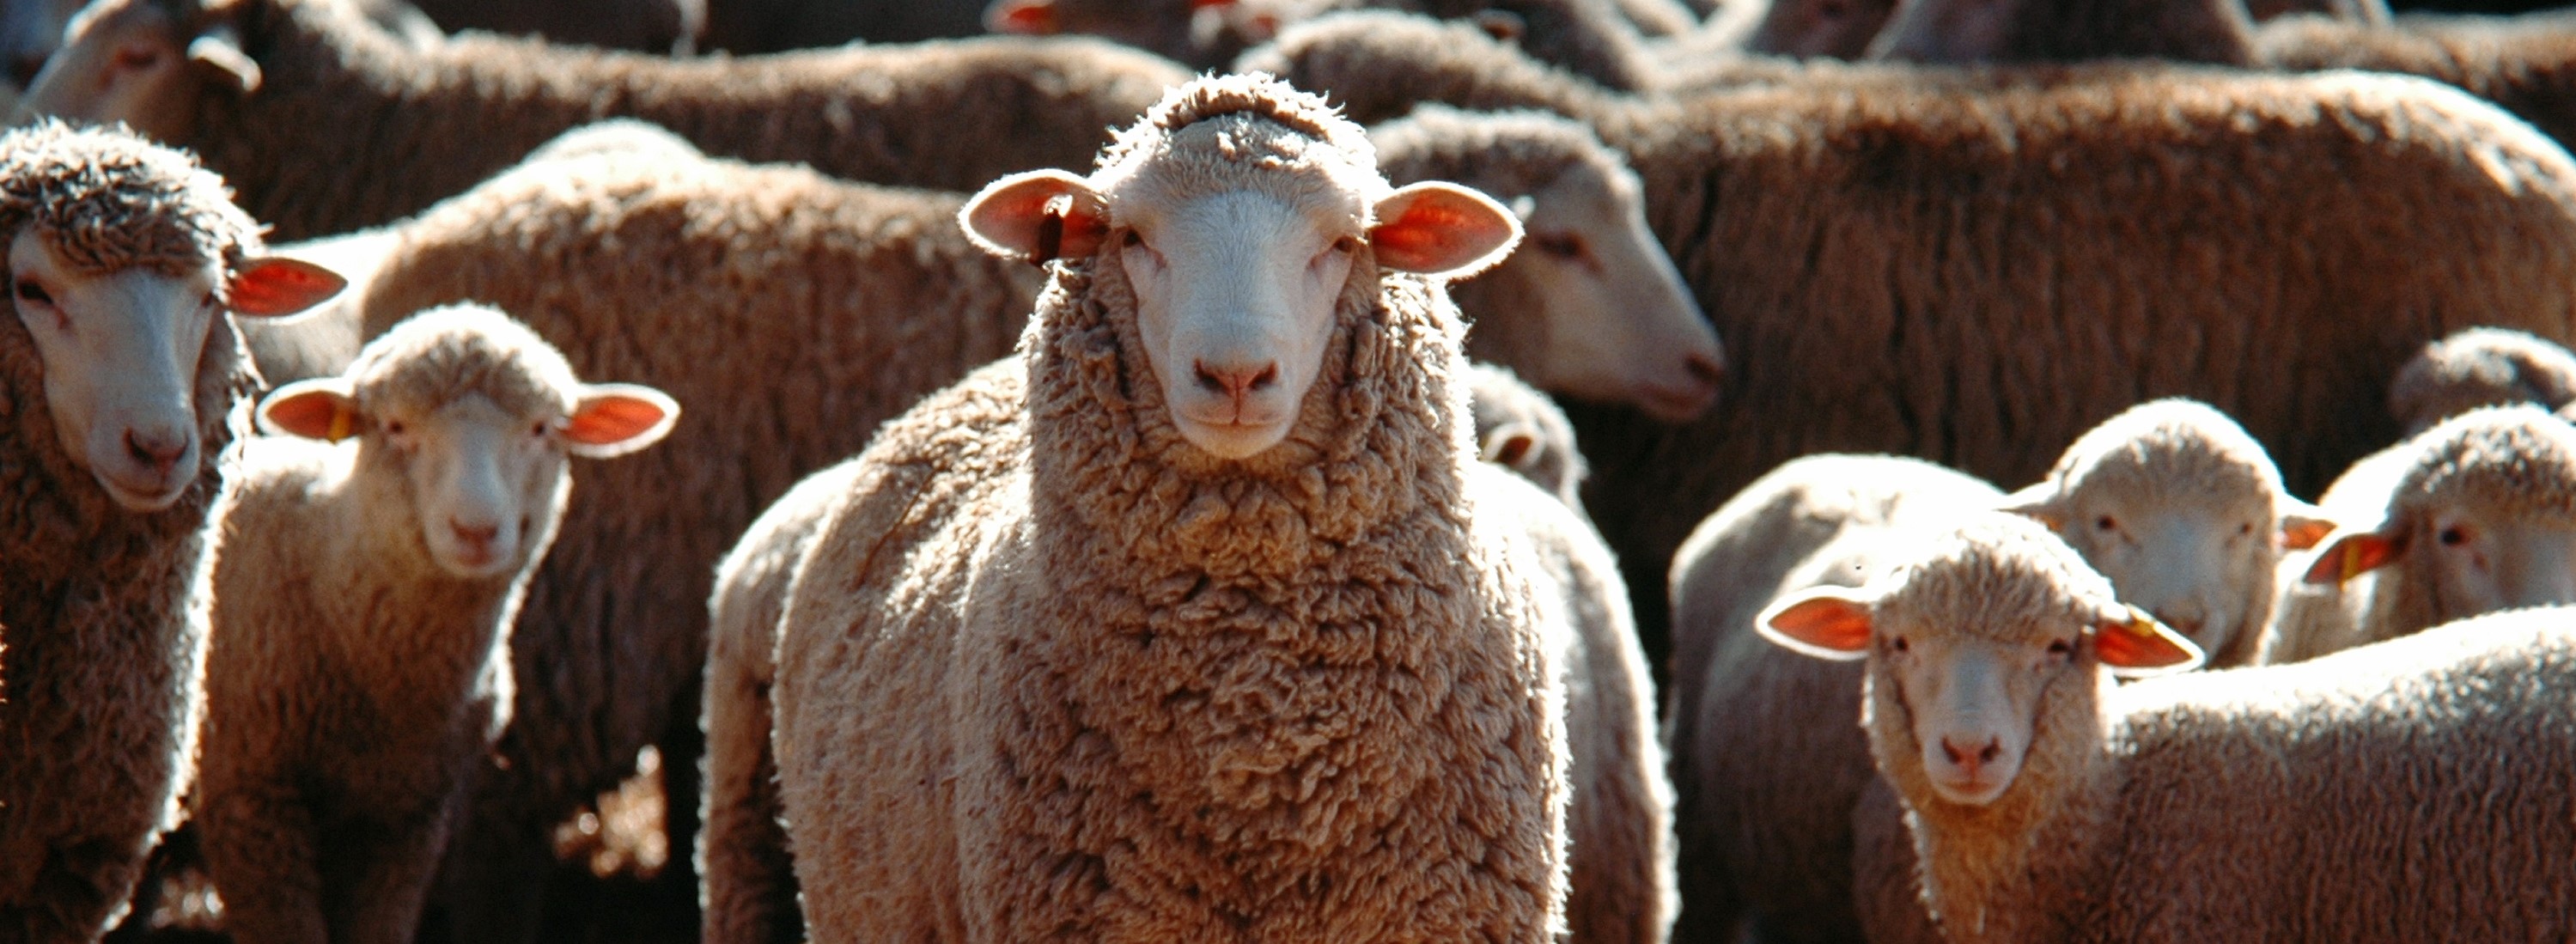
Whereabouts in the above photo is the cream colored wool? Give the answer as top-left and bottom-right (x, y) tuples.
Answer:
(2258, 9), (2576, 153)
(767, 77), (1569, 941)
(1833, 528), (2576, 942)
(1468, 362), (1588, 509)
(2258, 405), (2576, 663)
(0, 122), (267, 942)
(2385, 326), (2576, 434)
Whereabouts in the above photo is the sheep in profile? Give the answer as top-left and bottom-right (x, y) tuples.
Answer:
(2260, 405), (2576, 663)
(1770, 519), (2576, 942)
(20, 0), (1188, 241)
(1373, 106), (1722, 423)
(755, 73), (1574, 941)
(193, 306), (676, 944)
(0, 119), (342, 941)
(2386, 326), (2576, 434)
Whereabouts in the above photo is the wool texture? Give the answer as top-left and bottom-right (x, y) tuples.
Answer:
(0, 122), (264, 941)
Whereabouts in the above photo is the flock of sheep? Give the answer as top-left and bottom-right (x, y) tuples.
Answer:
(2, 0), (2575, 941)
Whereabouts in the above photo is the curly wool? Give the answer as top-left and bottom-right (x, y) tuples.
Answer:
(0, 123), (262, 940)
(2385, 326), (2576, 434)
(0, 119), (262, 279)
(338, 309), (582, 428)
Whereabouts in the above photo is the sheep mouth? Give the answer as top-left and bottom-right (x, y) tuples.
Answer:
(1927, 771), (2015, 807)
(96, 472), (189, 513)
(1633, 379), (1720, 423)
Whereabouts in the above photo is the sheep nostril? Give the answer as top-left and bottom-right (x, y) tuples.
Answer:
(1684, 352), (1725, 387)
(125, 429), (186, 473)
(1194, 360), (1280, 400)
(450, 519), (501, 547)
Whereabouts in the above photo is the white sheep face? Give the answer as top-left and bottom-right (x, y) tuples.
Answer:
(369, 393), (571, 580)
(1496, 161), (1721, 422)
(1874, 622), (2075, 806)
(2411, 513), (2576, 618)
(1121, 189), (1355, 460)
(2054, 504), (2270, 659)
(9, 230), (222, 511)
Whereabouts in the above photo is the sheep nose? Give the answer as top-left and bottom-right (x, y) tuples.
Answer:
(125, 428), (188, 477)
(1194, 360), (1279, 402)
(1684, 350), (1726, 387)
(1940, 736), (2001, 775)
(449, 519), (501, 549)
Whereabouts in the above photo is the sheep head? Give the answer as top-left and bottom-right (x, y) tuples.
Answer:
(1759, 515), (2200, 807)
(1, 120), (341, 511)
(963, 74), (1519, 461)
(260, 306), (677, 579)
(16, 0), (263, 143)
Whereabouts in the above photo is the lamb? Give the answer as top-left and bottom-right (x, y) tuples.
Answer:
(1769, 518), (2576, 943)
(1470, 362), (1588, 508)
(1252, 21), (2576, 658)
(192, 306), (676, 944)
(2387, 328), (2576, 435)
(18, 0), (1189, 241)
(0, 120), (342, 941)
(1372, 105), (1722, 422)
(2256, 405), (2576, 663)
(1667, 402), (2329, 944)
(752, 72), (1574, 941)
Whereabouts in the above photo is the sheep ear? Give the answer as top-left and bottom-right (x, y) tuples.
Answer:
(1994, 481), (2067, 530)
(1369, 181), (1521, 278)
(2301, 530), (2401, 587)
(228, 257), (346, 317)
(984, 0), (1060, 34)
(1757, 586), (1875, 661)
(1480, 421), (1540, 467)
(186, 21), (262, 94)
(561, 383), (681, 458)
(2278, 501), (2337, 551)
(959, 169), (1109, 265)
(259, 379), (360, 442)
(2095, 605), (2205, 676)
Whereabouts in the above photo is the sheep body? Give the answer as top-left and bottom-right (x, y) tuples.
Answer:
(2257, 10), (2576, 152)
(193, 307), (673, 944)
(26, 0), (1189, 241)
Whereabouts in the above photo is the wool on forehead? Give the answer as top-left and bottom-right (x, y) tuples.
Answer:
(2393, 405), (2576, 525)
(1875, 516), (2122, 643)
(1090, 72), (1389, 228)
(348, 307), (580, 422)
(0, 119), (262, 279)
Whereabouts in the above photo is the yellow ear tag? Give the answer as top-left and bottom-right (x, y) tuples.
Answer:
(2339, 542), (2366, 583)
(2120, 605), (2160, 640)
(326, 407), (355, 443)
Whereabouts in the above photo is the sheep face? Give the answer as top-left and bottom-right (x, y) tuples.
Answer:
(1758, 519), (2200, 807)
(1747, 0), (1900, 58)
(1477, 159), (1721, 422)
(15, 0), (259, 142)
(2306, 406), (2576, 636)
(259, 309), (678, 579)
(9, 230), (337, 509)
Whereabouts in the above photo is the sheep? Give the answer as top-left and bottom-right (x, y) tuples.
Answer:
(1371, 105), (1723, 423)
(751, 72), (1574, 941)
(1251, 21), (2576, 661)
(1667, 405), (2334, 944)
(407, 0), (706, 53)
(2386, 326), (2576, 434)
(702, 0), (988, 52)
(1470, 362), (1588, 509)
(1768, 520), (2576, 943)
(192, 306), (676, 944)
(2256, 405), (2576, 663)
(0, 120), (343, 942)
(18, 0), (1190, 241)
(2256, 11), (2576, 153)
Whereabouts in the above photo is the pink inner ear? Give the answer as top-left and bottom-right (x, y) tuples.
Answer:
(2095, 618), (2201, 671)
(564, 395), (673, 446)
(990, 0), (1059, 33)
(229, 258), (347, 317)
(262, 390), (349, 441)
(1766, 595), (1874, 654)
(2281, 518), (2335, 551)
(2302, 533), (2398, 586)
(1371, 188), (1517, 275)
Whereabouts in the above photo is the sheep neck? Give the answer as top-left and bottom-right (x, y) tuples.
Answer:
(299, 447), (533, 696)
(1876, 667), (2122, 944)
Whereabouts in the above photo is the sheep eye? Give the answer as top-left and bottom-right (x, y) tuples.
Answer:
(2439, 526), (2470, 546)
(1331, 235), (1359, 254)
(14, 279), (51, 305)
(2095, 515), (2117, 532)
(113, 46), (161, 70)
(1891, 636), (1910, 653)
(1122, 230), (1143, 249)
(2238, 521), (2256, 536)
(383, 419), (408, 436)
(1532, 232), (1585, 259)
(2047, 639), (2074, 656)
(531, 421), (551, 437)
